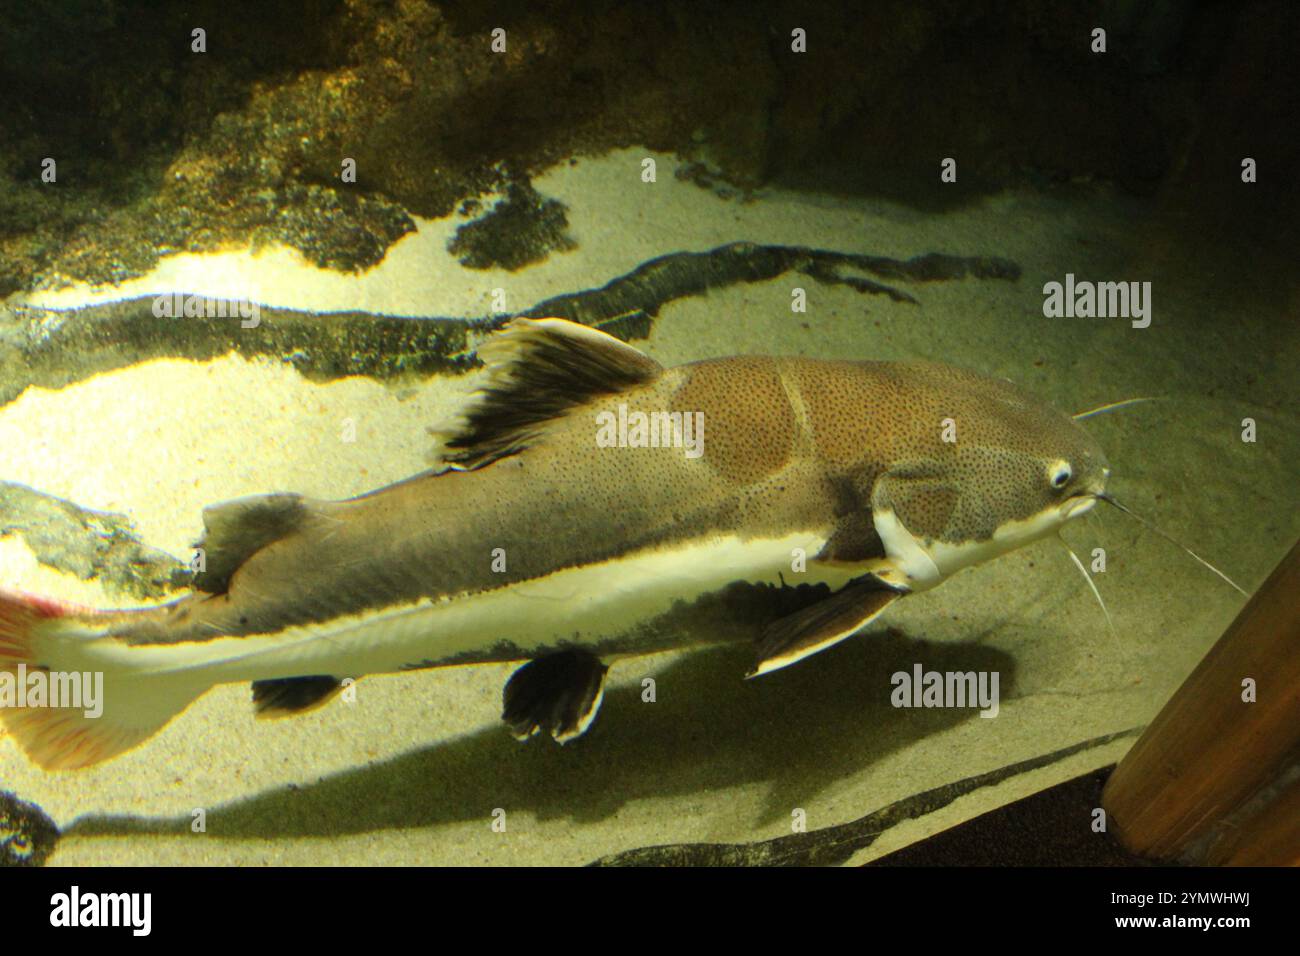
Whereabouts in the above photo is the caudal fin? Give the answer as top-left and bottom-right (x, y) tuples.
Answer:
(0, 589), (204, 770)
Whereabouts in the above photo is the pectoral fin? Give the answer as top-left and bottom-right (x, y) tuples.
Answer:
(748, 581), (901, 677)
(872, 472), (960, 544)
(869, 469), (961, 588)
(503, 649), (609, 744)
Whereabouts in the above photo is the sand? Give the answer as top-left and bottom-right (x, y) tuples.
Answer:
(1, 148), (1296, 865)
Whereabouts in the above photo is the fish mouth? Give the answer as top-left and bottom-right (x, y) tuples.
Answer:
(1061, 493), (1099, 521)
(1062, 468), (1109, 521)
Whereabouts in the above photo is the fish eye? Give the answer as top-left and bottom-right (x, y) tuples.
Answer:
(1048, 460), (1072, 490)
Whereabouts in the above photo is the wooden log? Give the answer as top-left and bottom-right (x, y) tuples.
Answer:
(1101, 538), (1300, 861)
(1205, 774), (1300, 866)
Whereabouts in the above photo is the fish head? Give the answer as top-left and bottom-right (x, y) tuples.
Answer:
(864, 363), (1111, 587)
(957, 370), (1110, 526)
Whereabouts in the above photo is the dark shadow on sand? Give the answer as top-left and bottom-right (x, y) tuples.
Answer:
(67, 627), (1017, 842)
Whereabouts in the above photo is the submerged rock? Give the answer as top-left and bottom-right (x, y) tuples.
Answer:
(0, 244), (1020, 409)
(0, 481), (189, 600)
(0, 789), (59, 867)
(449, 175), (577, 271)
(590, 728), (1139, 866)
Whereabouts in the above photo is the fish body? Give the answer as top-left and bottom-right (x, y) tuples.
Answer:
(0, 318), (1108, 768)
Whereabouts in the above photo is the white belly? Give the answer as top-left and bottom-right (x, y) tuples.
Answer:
(100, 529), (864, 686)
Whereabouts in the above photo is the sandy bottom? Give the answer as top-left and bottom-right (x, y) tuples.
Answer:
(2, 149), (1296, 865)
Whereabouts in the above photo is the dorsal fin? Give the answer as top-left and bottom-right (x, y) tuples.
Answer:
(191, 492), (310, 594)
(434, 318), (664, 469)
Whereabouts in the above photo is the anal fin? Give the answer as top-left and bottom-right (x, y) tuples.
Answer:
(502, 649), (609, 744)
(749, 580), (901, 677)
(252, 675), (344, 718)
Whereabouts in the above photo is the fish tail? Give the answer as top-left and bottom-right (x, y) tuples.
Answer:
(0, 588), (206, 770)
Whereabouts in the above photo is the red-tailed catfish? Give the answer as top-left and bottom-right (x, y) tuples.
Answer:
(0, 318), (1110, 769)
